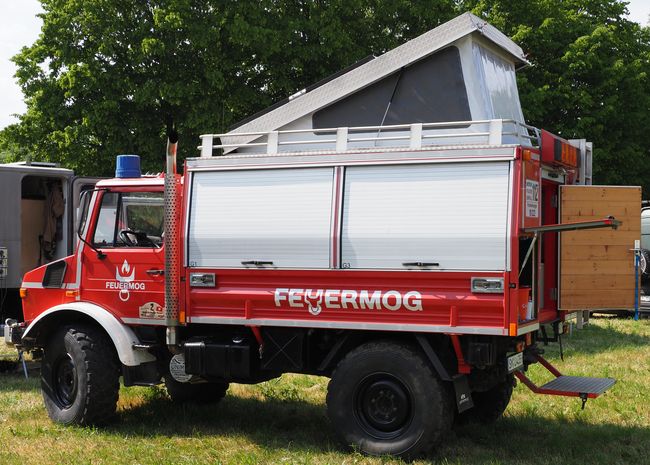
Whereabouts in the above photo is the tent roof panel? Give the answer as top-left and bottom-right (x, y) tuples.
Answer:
(222, 13), (527, 151)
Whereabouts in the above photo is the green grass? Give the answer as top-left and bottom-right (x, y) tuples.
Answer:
(1, 317), (649, 465)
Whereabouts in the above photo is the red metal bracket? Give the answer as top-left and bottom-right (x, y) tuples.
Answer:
(515, 354), (615, 407)
(449, 334), (471, 374)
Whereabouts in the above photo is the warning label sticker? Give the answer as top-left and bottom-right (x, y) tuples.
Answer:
(525, 180), (540, 218)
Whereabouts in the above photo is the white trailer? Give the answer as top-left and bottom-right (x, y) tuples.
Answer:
(0, 162), (98, 322)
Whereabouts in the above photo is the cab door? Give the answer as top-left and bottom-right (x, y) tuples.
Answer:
(559, 185), (641, 311)
(80, 189), (166, 324)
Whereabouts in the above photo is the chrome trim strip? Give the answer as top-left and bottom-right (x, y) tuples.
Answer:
(121, 318), (167, 326)
(188, 316), (507, 336)
(21, 282), (79, 290)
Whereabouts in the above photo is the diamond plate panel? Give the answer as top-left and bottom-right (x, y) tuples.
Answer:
(541, 375), (616, 395)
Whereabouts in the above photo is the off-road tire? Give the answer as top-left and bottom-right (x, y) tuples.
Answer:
(326, 341), (453, 460)
(41, 325), (120, 425)
(457, 375), (514, 425)
(164, 377), (229, 404)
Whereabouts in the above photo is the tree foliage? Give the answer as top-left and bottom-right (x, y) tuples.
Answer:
(2, 0), (650, 191)
(0, 0), (458, 174)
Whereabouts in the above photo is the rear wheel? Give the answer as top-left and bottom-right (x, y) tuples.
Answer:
(41, 325), (120, 425)
(326, 341), (453, 460)
(164, 377), (229, 404)
(457, 375), (514, 425)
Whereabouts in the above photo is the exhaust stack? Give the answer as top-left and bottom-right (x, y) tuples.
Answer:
(164, 124), (181, 351)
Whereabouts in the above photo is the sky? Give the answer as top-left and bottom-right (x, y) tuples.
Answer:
(1, 1), (650, 130)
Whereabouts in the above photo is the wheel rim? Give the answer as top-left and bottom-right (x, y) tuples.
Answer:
(53, 353), (77, 408)
(354, 373), (412, 439)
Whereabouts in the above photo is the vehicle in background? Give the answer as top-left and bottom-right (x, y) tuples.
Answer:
(0, 161), (99, 323)
(638, 206), (650, 314)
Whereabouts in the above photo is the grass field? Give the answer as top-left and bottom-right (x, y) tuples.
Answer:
(1, 317), (649, 465)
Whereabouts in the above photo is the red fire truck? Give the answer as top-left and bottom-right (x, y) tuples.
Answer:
(4, 13), (636, 459)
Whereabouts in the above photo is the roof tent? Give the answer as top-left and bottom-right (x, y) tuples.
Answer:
(216, 12), (530, 155)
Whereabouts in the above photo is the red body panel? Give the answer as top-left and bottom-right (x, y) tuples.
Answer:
(21, 255), (77, 324)
(185, 269), (510, 333)
(80, 246), (165, 322)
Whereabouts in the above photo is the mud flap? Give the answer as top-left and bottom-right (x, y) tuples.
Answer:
(453, 374), (473, 413)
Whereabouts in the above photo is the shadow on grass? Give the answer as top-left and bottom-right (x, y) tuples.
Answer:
(441, 414), (649, 465)
(0, 367), (40, 392)
(110, 390), (649, 464)
(112, 391), (338, 453)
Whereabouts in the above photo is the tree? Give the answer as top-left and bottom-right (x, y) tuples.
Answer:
(4, 0), (650, 192)
(2, 0), (457, 175)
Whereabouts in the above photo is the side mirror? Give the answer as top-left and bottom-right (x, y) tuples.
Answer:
(77, 190), (91, 235)
(75, 189), (106, 260)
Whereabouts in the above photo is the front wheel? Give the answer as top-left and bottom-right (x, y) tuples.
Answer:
(41, 325), (120, 425)
(326, 341), (453, 460)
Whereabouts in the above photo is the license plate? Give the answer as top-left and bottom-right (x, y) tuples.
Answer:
(507, 352), (524, 373)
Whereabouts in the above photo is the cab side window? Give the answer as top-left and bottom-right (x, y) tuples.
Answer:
(92, 192), (164, 248)
(93, 192), (118, 246)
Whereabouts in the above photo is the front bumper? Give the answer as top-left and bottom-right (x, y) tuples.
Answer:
(3, 319), (24, 346)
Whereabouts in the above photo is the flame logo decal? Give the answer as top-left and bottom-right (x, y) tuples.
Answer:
(116, 260), (135, 282)
(116, 259), (135, 301)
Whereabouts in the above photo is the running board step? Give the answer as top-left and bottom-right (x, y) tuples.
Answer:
(540, 375), (615, 395)
(515, 354), (615, 409)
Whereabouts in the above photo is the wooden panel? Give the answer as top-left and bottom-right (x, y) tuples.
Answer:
(561, 290), (636, 309)
(561, 245), (633, 260)
(563, 275), (635, 290)
(561, 259), (633, 275)
(560, 185), (640, 310)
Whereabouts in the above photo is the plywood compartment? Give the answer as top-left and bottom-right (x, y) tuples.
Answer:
(559, 186), (640, 310)
(21, 199), (45, 276)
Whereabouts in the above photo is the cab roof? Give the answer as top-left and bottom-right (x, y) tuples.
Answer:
(96, 175), (165, 188)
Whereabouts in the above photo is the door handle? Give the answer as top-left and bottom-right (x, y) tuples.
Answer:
(146, 269), (165, 276)
(402, 262), (439, 267)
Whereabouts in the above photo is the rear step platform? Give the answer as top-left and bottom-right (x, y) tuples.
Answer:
(515, 354), (615, 409)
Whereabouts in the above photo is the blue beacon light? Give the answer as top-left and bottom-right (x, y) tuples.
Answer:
(115, 154), (141, 178)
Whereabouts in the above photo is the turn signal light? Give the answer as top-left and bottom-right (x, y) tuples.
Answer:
(19, 288), (28, 299)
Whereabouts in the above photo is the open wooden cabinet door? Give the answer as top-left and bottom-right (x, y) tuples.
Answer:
(559, 186), (641, 311)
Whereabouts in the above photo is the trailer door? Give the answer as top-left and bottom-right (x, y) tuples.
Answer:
(559, 185), (641, 311)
